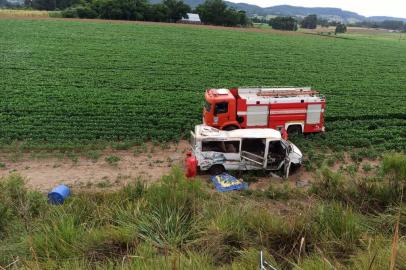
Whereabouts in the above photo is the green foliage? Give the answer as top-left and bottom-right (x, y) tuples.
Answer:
(0, 174), (47, 221)
(91, 0), (149, 20)
(105, 155), (120, 166)
(382, 152), (406, 182)
(58, 0), (191, 23)
(162, 0), (190, 22)
(196, 0), (249, 26)
(1, 20), (406, 150)
(0, 166), (405, 269)
(301, 14), (318, 29)
(310, 202), (364, 254)
(0, 202), (10, 237)
(85, 150), (102, 162)
(264, 183), (293, 200)
(31, 211), (85, 260)
(269, 16), (298, 31)
(32, 0), (82, 10)
(353, 19), (405, 31)
(362, 163), (373, 172)
(335, 23), (347, 34)
(62, 4), (98, 19)
(122, 180), (145, 202)
(381, 20), (405, 30)
(137, 203), (199, 249)
(312, 154), (406, 213)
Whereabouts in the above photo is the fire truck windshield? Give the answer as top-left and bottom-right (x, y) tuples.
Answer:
(204, 101), (211, 112)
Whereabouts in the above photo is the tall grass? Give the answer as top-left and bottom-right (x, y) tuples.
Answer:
(0, 9), (61, 18)
(0, 160), (405, 269)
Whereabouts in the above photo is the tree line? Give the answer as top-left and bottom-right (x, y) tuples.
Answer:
(20, 0), (250, 26)
(267, 14), (347, 34)
(259, 14), (405, 33)
(350, 20), (406, 31)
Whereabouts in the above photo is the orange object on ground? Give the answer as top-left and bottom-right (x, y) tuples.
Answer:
(185, 152), (197, 178)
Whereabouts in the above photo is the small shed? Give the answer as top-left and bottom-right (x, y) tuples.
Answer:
(179, 13), (201, 24)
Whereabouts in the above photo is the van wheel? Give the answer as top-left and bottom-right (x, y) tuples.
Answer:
(209, 164), (225, 175)
(223, 125), (238, 131)
(287, 125), (302, 135)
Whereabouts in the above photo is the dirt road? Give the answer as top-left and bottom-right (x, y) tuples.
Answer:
(0, 142), (189, 191)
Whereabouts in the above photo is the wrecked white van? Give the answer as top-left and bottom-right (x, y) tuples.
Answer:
(189, 125), (303, 177)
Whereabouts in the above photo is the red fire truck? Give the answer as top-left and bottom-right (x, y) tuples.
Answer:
(203, 87), (326, 134)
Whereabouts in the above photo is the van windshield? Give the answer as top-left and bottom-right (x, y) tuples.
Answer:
(204, 101), (211, 112)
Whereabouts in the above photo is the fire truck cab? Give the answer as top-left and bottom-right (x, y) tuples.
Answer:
(203, 87), (326, 134)
(188, 125), (303, 178)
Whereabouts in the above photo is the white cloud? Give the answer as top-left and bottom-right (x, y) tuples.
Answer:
(227, 0), (406, 18)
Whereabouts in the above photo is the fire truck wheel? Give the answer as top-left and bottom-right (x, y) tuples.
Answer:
(287, 125), (302, 135)
(223, 125), (238, 131)
(209, 164), (225, 175)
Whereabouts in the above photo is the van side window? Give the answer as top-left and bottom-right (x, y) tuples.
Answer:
(214, 102), (228, 115)
(202, 141), (239, 153)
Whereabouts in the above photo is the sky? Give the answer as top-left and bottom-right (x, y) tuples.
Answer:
(226, 0), (406, 18)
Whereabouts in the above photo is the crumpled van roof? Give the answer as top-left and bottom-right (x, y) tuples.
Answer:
(194, 125), (281, 140)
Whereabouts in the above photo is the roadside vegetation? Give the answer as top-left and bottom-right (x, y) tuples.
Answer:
(0, 153), (405, 269)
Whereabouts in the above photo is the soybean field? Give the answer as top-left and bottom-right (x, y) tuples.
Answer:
(1, 19), (405, 151)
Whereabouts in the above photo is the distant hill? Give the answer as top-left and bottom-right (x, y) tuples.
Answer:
(368, 16), (406, 22)
(149, 0), (406, 23)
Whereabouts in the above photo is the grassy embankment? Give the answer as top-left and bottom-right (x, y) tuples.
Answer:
(0, 153), (405, 269)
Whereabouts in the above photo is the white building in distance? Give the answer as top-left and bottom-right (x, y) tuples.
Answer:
(179, 13), (201, 24)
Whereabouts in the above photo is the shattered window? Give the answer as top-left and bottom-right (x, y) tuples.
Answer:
(202, 141), (240, 153)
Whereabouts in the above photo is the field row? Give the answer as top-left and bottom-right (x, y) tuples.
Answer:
(1, 19), (405, 150)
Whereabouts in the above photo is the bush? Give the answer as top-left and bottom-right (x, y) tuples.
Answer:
(122, 180), (145, 202)
(0, 174), (47, 221)
(335, 23), (347, 34)
(31, 211), (84, 260)
(76, 5), (98, 18)
(310, 203), (365, 254)
(301, 14), (317, 29)
(105, 155), (120, 166)
(310, 167), (346, 201)
(61, 7), (78, 18)
(62, 5), (98, 18)
(137, 203), (199, 249)
(196, 0), (250, 27)
(382, 153), (406, 182)
(135, 168), (205, 250)
(0, 202), (10, 236)
(311, 158), (405, 213)
(269, 16), (298, 31)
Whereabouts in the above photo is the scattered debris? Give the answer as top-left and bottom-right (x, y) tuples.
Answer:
(296, 179), (310, 188)
(269, 172), (282, 179)
(211, 173), (248, 192)
(260, 250), (279, 270)
(48, 184), (71, 205)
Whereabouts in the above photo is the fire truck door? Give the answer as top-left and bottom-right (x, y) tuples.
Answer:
(213, 102), (229, 125)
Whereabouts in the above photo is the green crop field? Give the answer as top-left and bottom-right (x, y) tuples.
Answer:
(1, 19), (405, 151)
(1, 18), (406, 270)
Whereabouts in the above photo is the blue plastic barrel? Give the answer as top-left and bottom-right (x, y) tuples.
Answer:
(48, 185), (70, 205)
